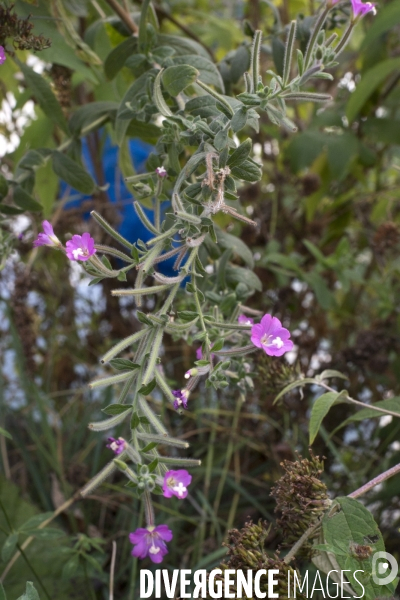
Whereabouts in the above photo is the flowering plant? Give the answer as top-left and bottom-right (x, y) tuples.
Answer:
(1, 0), (400, 597)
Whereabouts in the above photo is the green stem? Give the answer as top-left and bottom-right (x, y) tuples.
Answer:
(142, 328), (164, 385)
(304, 6), (330, 69)
(83, 559), (97, 600)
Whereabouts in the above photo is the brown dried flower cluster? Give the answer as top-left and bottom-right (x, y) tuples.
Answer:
(271, 453), (329, 557)
(0, 4), (51, 54)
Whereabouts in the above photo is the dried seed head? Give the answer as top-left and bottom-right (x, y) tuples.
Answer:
(271, 453), (329, 558)
(213, 520), (307, 599)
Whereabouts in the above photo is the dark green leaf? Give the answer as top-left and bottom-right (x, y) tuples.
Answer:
(227, 138), (252, 168)
(19, 62), (68, 133)
(346, 58), (400, 123)
(103, 404), (132, 416)
(162, 65), (199, 96)
(139, 379), (157, 395)
(230, 159), (261, 183)
(0, 427), (12, 440)
(13, 187), (42, 212)
(230, 107), (248, 133)
(16, 582), (41, 600)
(29, 528), (65, 540)
(104, 37), (138, 79)
(309, 391), (348, 445)
(230, 45), (250, 83)
(20, 513), (53, 532)
(172, 55), (224, 91)
(0, 175), (8, 201)
(1, 533), (18, 563)
(130, 412), (140, 429)
(69, 102), (118, 135)
(52, 151), (95, 195)
(109, 359), (140, 371)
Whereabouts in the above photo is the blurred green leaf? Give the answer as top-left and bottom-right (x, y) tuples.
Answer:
(52, 151), (95, 195)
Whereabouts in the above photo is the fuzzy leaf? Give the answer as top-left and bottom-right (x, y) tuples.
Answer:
(309, 390), (348, 445)
(52, 151), (95, 195)
(162, 65), (199, 96)
(227, 138), (252, 169)
(19, 62), (68, 133)
(230, 159), (261, 183)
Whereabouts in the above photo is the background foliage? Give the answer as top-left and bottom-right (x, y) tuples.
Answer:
(1, 0), (400, 597)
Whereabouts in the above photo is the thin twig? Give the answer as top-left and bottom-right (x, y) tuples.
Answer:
(109, 541), (117, 600)
(104, 0), (138, 34)
(349, 462), (400, 499)
(284, 461), (400, 563)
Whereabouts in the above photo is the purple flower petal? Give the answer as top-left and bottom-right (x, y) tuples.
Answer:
(163, 470), (192, 500)
(129, 525), (173, 563)
(0, 46), (6, 65)
(250, 313), (294, 357)
(238, 314), (254, 325)
(65, 232), (96, 261)
(351, 0), (376, 17)
(33, 221), (61, 248)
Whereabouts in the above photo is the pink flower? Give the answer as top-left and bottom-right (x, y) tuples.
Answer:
(238, 314), (254, 326)
(172, 389), (189, 410)
(129, 524), (173, 563)
(196, 344), (215, 360)
(0, 46), (6, 65)
(155, 166), (168, 177)
(106, 437), (126, 455)
(65, 232), (96, 261)
(351, 0), (376, 17)
(33, 220), (61, 248)
(251, 314), (294, 357)
(163, 469), (192, 499)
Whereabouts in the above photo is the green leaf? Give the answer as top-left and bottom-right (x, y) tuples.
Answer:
(171, 55), (224, 91)
(139, 379), (157, 396)
(52, 151), (95, 195)
(104, 37), (138, 79)
(13, 187), (42, 212)
(230, 45), (250, 83)
(230, 106), (248, 133)
(130, 411), (140, 429)
(227, 138), (252, 168)
(230, 159), (261, 183)
(62, 555), (80, 580)
(309, 391), (348, 445)
(19, 62), (68, 133)
(102, 403), (132, 416)
(1, 533), (18, 562)
(225, 265), (262, 292)
(361, 1), (400, 49)
(0, 427), (12, 440)
(69, 102), (118, 135)
(29, 528), (65, 540)
(216, 229), (254, 268)
(274, 377), (317, 404)
(109, 359), (140, 371)
(346, 58), (400, 123)
(16, 582), (41, 600)
(321, 497), (397, 600)
(317, 369), (348, 382)
(19, 513), (53, 532)
(0, 582), (7, 600)
(156, 34), (210, 59)
(162, 65), (199, 96)
(0, 175), (8, 201)
(332, 398), (400, 436)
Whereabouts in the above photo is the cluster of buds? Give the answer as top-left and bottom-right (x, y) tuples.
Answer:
(271, 454), (330, 557)
(216, 520), (307, 600)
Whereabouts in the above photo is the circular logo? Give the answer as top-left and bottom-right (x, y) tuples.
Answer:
(371, 552), (398, 586)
